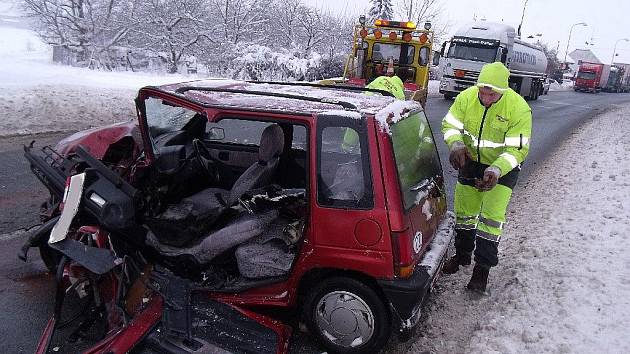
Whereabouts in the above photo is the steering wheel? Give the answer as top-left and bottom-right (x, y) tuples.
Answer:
(193, 138), (221, 183)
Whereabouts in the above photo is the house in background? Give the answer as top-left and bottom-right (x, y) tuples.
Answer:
(566, 49), (602, 77)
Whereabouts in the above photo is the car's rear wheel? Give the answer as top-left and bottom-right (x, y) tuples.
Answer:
(303, 277), (390, 354)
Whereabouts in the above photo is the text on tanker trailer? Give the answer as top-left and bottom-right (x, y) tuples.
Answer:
(438, 21), (547, 100)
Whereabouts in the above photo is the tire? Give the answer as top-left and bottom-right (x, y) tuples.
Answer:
(303, 277), (391, 354)
(39, 244), (63, 274)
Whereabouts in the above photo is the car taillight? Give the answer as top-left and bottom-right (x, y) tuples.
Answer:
(392, 228), (416, 278)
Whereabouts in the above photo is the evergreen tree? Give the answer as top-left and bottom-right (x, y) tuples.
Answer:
(368, 0), (394, 23)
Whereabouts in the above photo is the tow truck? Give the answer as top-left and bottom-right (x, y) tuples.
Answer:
(332, 16), (434, 103)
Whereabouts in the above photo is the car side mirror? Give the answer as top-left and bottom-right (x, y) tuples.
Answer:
(440, 42), (447, 57)
(207, 127), (225, 140)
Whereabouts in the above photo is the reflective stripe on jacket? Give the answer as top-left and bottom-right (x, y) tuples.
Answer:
(441, 86), (532, 177)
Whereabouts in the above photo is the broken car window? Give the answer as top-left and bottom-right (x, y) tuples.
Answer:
(145, 97), (199, 139)
(317, 123), (373, 209)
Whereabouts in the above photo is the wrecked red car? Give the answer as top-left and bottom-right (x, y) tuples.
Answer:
(20, 80), (454, 353)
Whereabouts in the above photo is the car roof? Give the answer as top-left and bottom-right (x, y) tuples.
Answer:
(148, 79), (419, 117)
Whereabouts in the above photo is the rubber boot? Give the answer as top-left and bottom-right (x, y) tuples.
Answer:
(442, 253), (470, 274)
(466, 264), (490, 292)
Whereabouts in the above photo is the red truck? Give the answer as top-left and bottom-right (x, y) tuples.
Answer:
(574, 61), (610, 93)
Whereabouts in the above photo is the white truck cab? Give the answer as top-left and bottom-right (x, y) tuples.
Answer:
(439, 21), (547, 100)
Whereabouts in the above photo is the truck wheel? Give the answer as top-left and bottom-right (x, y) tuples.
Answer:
(303, 277), (391, 354)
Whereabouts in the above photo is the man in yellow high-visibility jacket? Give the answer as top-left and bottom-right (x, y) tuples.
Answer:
(441, 62), (532, 292)
(342, 67), (412, 151)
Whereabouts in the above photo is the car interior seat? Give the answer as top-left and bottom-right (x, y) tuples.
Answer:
(146, 124), (285, 248)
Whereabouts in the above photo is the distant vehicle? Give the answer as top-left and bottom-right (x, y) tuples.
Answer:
(438, 21), (547, 100)
(615, 63), (630, 92)
(603, 65), (627, 93)
(574, 62), (610, 93)
(542, 77), (557, 94)
(341, 17), (434, 100)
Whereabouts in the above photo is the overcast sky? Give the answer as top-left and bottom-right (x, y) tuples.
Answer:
(313, 0), (630, 64)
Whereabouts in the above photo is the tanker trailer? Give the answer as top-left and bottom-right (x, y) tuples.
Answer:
(439, 21), (548, 100)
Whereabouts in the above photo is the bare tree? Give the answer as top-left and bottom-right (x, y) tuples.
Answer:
(269, 0), (303, 48)
(22, 0), (131, 64)
(295, 6), (326, 52)
(129, 0), (212, 73)
(368, 0), (394, 23)
(395, 0), (450, 42)
(209, 0), (272, 45)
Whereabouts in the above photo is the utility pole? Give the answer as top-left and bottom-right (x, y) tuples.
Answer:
(517, 0), (529, 38)
(563, 22), (587, 66)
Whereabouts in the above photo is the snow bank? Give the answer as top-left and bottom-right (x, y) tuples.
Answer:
(428, 79), (442, 97)
(0, 21), (193, 136)
(390, 104), (630, 354)
(550, 80), (574, 92)
(465, 105), (630, 353)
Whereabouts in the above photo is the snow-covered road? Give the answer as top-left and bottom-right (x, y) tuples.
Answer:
(395, 104), (630, 354)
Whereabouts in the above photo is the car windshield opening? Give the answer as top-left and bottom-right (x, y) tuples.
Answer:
(144, 97), (201, 139)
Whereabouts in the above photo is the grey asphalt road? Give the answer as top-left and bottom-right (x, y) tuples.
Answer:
(1, 91), (629, 353)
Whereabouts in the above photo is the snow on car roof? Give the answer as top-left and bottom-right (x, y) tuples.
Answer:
(153, 79), (417, 117)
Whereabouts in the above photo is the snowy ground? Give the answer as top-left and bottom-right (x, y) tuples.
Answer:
(3, 2), (630, 352)
(391, 104), (630, 354)
(0, 12), (193, 136)
(428, 79), (442, 97)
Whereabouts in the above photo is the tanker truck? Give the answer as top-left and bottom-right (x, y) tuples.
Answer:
(438, 21), (548, 100)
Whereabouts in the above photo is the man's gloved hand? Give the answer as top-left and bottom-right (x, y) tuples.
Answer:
(448, 141), (471, 170)
(476, 166), (501, 191)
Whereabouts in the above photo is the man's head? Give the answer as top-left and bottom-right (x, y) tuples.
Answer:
(476, 62), (509, 107)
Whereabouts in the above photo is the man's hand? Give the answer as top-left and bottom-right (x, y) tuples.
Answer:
(448, 142), (471, 170)
(476, 166), (501, 191)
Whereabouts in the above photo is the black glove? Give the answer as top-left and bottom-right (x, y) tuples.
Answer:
(475, 166), (501, 191)
(448, 142), (471, 170)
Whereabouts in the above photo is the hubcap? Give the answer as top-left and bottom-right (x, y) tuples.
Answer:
(314, 290), (375, 348)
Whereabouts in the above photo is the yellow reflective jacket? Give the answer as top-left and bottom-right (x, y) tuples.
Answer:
(441, 86), (532, 177)
(367, 75), (405, 100)
(342, 75), (405, 151)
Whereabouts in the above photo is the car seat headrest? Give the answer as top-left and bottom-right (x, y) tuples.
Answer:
(258, 124), (284, 162)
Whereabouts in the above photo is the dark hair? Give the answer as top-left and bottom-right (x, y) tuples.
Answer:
(396, 67), (413, 82)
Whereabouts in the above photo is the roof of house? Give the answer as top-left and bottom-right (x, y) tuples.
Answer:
(568, 49), (601, 64)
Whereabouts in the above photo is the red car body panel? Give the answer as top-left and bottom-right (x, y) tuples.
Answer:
(55, 121), (141, 159)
